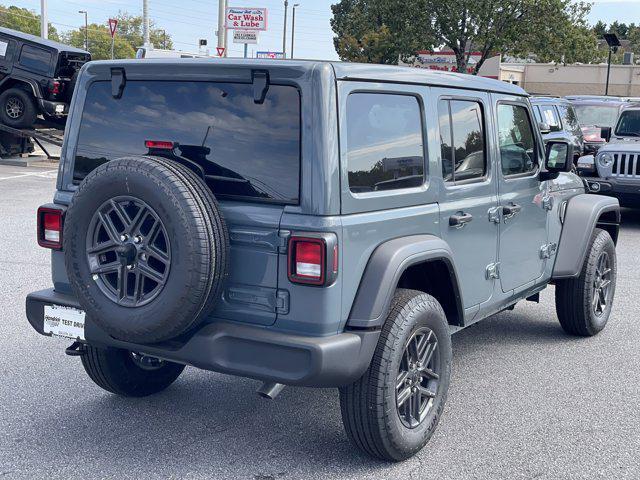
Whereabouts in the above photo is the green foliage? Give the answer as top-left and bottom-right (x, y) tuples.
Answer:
(65, 23), (134, 60)
(112, 12), (173, 51)
(330, 0), (597, 72)
(0, 5), (59, 41)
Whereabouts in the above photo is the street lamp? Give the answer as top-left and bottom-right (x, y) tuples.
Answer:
(291, 4), (300, 59)
(78, 10), (88, 51)
(604, 33), (621, 96)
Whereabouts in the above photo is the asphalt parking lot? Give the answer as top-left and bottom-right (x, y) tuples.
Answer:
(1, 163), (639, 479)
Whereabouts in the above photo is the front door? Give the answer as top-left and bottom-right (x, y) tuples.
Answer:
(435, 89), (499, 309)
(494, 96), (549, 292)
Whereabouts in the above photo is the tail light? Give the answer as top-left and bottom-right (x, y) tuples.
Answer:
(50, 80), (61, 95)
(37, 205), (65, 249)
(145, 140), (175, 150)
(288, 234), (338, 286)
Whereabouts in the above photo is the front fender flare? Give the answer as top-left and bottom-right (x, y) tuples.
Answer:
(347, 235), (463, 329)
(552, 193), (620, 279)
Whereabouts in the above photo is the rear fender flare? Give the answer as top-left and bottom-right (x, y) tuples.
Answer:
(347, 235), (464, 329)
(0, 77), (40, 98)
(552, 193), (620, 279)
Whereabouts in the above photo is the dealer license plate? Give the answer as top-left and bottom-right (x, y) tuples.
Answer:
(43, 304), (86, 341)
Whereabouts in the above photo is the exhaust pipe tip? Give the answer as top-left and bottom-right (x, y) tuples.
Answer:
(257, 382), (285, 400)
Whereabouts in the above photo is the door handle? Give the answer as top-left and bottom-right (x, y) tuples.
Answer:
(449, 212), (473, 229)
(502, 203), (522, 219)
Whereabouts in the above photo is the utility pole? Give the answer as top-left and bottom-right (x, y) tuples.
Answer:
(606, 47), (612, 96)
(291, 4), (299, 59)
(217, 0), (228, 57)
(282, 0), (288, 58)
(40, 0), (48, 39)
(143, 0), (150, 46)
(79, 10), (88, 51)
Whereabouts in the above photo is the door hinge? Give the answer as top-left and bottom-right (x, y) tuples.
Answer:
(486, 262), (500, 280)
(540, 242), (558, 259)
(488, 206), (501, 224)
(275, 289), (290, 315)
(278, 230), (291, 254)
(542, 195), (554, 211)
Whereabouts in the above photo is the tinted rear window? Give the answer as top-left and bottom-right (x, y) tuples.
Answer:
(19, 45), (52, 74)
(73, 81), (301, 203)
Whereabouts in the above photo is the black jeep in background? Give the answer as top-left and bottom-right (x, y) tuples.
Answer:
(0, 27), (90, 129)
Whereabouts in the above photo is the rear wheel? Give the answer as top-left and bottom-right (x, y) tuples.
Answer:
(81, 345), (185, 397)
(0, 88), (37, 128)
(555, 228), (617, 336)
(339, 289), (452, 462)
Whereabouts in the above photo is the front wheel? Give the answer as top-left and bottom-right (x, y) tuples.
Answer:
(555, 228), (617, 336)
(339, 289), (452, 462)
(81, 345), (185, 397)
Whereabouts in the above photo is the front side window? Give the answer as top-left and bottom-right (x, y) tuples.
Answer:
(74, 81), (301, 203)
(19, 45), (52, 74)
(346, 93), (424, 193)
(497, 104), (537, 176)
(438, 99), (486, 183)
(538, 105), (561, 131)
(614, 110), (640, 137)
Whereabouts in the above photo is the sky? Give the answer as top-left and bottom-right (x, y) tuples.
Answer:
(3, 0), (640, 60)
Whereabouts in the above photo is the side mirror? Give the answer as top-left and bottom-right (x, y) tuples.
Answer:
(601, 126), (612, 142)
(539, 122), (551, 134)
(576, 154), (596, 174)
(540, 141), (573, 180)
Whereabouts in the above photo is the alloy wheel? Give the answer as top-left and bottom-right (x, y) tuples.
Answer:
(5, 97), (24, 119)
(592, 250), (612, 317)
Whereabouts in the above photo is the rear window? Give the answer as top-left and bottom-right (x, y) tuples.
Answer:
(19, 45), (52, 74)
(73, 80), (301, 203)
(573, 104), (620, 128)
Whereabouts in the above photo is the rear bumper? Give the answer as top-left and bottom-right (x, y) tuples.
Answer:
(37, 99), (68, 117)
(26, 288), (378, 387)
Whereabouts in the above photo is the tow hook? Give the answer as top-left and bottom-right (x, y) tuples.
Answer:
(65, 341), (86, 356)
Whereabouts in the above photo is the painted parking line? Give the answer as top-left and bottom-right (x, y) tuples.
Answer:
(0, 170), (57, 181)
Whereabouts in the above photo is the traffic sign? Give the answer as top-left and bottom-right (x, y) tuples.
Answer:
(256, 51), (284, 59)
(233, 30), (258, 45)
(216, 47), (226, 57)
(108, 19), (118, 38)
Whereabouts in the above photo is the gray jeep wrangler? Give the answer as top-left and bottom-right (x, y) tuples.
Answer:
(26, 59), (620, 462)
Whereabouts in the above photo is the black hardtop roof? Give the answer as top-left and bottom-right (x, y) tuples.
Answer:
(88, 57), (527, 96)
(0, 27), (89, 55)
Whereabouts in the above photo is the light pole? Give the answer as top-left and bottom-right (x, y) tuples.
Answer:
(78, 10), (88, 51)
(40, 0), (48, 39)
(603, 33), (621, 96)
(217, 0), (228, 57)
(291, 4), (299, 59)
(282, 0), (288, 58)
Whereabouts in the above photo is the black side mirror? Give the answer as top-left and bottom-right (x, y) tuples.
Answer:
(540, 141), (573, 181)
(539, 122), (551, 134)
(601, 126), (612, 142)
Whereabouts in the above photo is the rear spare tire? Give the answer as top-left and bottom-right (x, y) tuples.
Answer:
(64, 156), (229, 344)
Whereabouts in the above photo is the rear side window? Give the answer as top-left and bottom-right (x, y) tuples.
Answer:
(346, 93), (424, 193)
(497, 104), (537, 176)
(538, 105), (561, 131)
(557, 104), (581, 136)
(73, 81), (301, 203)
(19, 45), (52, 74)
(438, 99), (486, 183)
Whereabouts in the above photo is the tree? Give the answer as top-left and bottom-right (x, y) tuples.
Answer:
(112, 12), (173, 50)
(331, 0), (597, 72)
(65, 23), (135, 60)
(0, 5), (60, 41)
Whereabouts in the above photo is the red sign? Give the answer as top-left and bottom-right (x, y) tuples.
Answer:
(216, 47), (226, 57)
(108, 19), (118, 38)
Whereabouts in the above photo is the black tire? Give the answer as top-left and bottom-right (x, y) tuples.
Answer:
(0, 88), (37, 128)
(64, 156), (229, 344)
(555, 228), (617, 336)
(81, 344), (185, 397)
(339, 289), (452, 462)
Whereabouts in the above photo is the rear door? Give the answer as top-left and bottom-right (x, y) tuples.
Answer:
(434, 88), (500, 310)
(70, 79), (301, 326)
(493, 95), (549, 292)
(0, 36), (17, 79)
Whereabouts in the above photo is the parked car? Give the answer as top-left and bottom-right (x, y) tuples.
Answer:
(578, 103), (640, 207)
(0, 27), (90, 129)
(26, 60), (620, 462)
(565, 95), (632, 154)
(530, 96), (584, 162)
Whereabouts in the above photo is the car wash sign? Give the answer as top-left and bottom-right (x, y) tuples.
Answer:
(225, 7), (268, 31)
(409, 50), (482, 74)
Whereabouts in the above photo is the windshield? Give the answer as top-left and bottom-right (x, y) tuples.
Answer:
(573, 104), (620, 127)
(615, 110), (640, 137)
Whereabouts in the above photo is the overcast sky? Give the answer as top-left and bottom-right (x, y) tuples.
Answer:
(4, 0), (640, 60)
